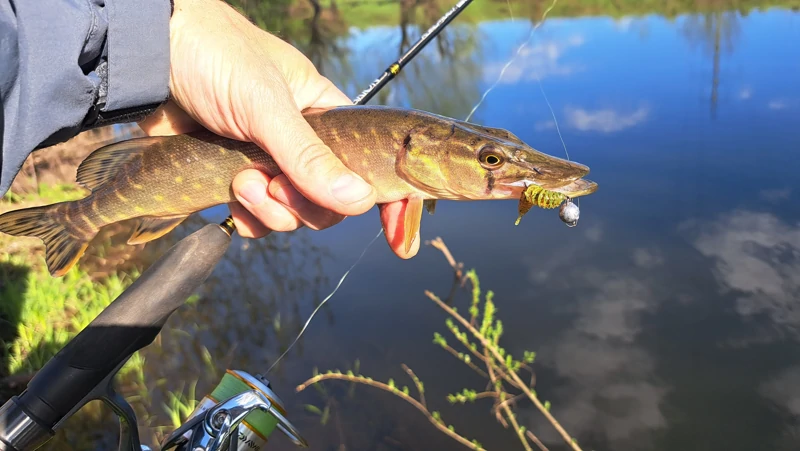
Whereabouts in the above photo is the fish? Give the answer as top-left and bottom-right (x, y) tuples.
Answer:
(0, 105), (598, 277)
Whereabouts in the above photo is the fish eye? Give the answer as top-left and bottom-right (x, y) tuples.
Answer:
(479, 146), (505, 169)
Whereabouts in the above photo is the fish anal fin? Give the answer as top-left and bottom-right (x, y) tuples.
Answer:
(127, 215), (188, 245)
(76, 137), (161, 191)
(424, 199), (437, 215)
(0, 205), (95, 277)
(404, 196), (424, 254)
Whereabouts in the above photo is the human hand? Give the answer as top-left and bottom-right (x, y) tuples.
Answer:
(138, 0), (419, 258)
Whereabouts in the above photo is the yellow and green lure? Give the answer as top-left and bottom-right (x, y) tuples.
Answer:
(514, 184), (568, 225)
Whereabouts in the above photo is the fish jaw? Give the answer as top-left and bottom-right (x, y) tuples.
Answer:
(495, 150), (598, 199)
(501, 177), (598, 199)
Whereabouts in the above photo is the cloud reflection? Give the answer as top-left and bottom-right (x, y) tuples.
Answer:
(739, 86), (753, 99)
(759, 187), (792, 203)
(769, 100), (788, 110)
(682, 210), (800, 339)
(565, 105), (650, 132)
(760, 366), (800, 449)
(482, 35), (585, 84)
(524, 253), (670, 447)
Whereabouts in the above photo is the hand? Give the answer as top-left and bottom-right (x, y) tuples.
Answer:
(138, 0), (419, 258)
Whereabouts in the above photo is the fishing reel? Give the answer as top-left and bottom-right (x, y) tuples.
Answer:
(0, 368), (307, 451)
(159, 370), (308, 451)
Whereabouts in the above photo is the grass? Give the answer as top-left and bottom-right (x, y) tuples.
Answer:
(0, 253), (138, 376)
(233, 0), (800, 34)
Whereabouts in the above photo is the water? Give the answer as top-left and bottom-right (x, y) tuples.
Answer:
(52, 2), (800, 450)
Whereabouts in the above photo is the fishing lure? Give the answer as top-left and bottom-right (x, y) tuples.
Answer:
(514, 184), (566, 225)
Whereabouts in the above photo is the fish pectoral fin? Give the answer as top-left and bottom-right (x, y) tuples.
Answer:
(76, 137), (162, 191)
(423, 199), (437, 215)
(404, 195), (424, 254)
(128, 215), (189, 245)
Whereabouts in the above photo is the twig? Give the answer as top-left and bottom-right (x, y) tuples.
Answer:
(402, 364), (427, 408)
(297, 372), (483, 450)
(427, 237), (464, 279)
(427, 236), (467, 305)
(485, 349), (541, 451)
(425, 290), (582, 451)
(440, 342), (489, 379)
(526, 431), (550, 451)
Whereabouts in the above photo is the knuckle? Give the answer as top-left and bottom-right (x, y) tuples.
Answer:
(252, 206), (299, 232)
(304, 211), (345, 231)
(270, 216), (300, 232)
(293, 140), (339, 176)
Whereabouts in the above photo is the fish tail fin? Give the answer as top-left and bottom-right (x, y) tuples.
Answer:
(0, 205), (94, 277)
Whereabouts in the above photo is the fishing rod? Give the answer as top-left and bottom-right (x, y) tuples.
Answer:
(352, 0), (474, 104)
(0, 2), (476, 451)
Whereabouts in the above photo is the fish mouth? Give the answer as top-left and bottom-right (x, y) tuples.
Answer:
(502, 178), (598, 198)
(500, 154), (599, 199)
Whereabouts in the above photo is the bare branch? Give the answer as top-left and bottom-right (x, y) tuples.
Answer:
(402, 364), (427, 408)
(427, 236), (464, 279)
(297, 372), (483, 450)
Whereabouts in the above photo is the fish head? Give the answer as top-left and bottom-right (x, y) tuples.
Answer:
(397, 117), (598, 201)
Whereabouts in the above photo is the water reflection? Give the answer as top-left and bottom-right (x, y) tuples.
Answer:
(681, 210), (800, 343)
(680, 11), (742, 117)
(563, 104), (650, 132)
(520, 241), (673, 449)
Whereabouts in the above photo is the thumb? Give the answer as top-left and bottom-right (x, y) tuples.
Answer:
(247, 83), (376, 217)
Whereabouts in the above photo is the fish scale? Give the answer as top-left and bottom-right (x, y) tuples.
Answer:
(0, 105), (597, 277)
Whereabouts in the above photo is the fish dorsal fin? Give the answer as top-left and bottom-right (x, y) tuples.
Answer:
(128, 215), (189, 245)
(76, 137), (158, 191)
(424, 199), (437, 215)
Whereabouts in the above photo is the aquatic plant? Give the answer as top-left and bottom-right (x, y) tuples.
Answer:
(297, 237), (582, 451)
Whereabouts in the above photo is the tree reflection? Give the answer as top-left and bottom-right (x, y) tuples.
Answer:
(680, 11), (741, 118)
(368, 0), (484, 117)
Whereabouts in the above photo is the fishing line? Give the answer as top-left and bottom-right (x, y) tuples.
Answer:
(464, 0), (558, 122)
(266, 228), (384, 373)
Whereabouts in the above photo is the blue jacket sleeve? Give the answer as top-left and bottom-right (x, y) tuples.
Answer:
(0, 0), (172, 197)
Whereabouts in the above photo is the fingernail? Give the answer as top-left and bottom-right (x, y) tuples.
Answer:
(238, 180), (266, 205)
(332, 174), (374, 205)
(269, 179), (304, 206)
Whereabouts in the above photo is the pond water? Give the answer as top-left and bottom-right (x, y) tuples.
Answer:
(58, 2), (800, 451)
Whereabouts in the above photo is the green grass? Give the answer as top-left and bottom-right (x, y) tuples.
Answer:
(2, 183), (86, 206)
(263, 0), (800, 31)
(0, 253), (139, 376)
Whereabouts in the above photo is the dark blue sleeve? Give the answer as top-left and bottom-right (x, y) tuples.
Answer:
(0, 0), (172, 197)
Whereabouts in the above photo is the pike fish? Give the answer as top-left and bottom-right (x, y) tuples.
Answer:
(0, 105), (597, 277)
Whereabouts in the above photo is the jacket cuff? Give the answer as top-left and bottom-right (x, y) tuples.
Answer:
(102, 0), (171, 114)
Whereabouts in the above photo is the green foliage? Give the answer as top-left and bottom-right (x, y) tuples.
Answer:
(0, 254), (139, 375)
(447, 388), (479, 404)
(523, 351), (536, 364)
(2, 183), (86, 206)
(226, 0), (800, 36)
(163, 380), (199, 429)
